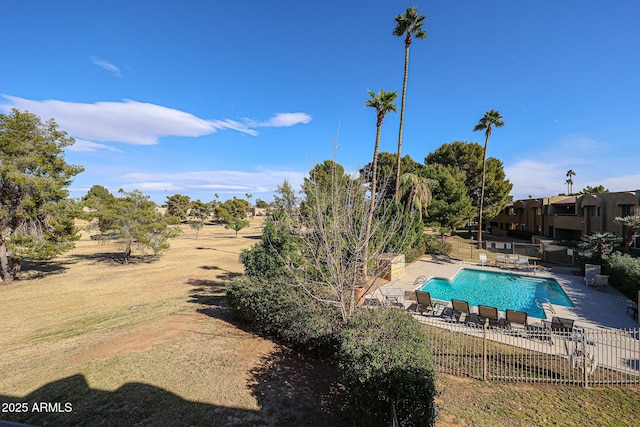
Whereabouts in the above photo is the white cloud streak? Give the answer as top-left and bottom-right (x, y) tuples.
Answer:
(0, 95), (312, 150)
(259, 112), (312, 127)
(68, 139), (124, 153)
(91, 57), (123, 78)
(116, 170), (306, 199)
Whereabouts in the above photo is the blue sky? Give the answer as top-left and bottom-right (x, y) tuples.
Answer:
(2, 1), (639, 204)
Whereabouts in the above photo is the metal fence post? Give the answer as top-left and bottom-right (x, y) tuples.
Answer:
(483, 322), (488, 382)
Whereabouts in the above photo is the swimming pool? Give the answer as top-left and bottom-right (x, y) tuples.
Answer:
(416, 268), (573, 319)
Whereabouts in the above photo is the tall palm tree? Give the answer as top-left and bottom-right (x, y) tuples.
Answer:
(364, 89), (398, 276)
(392, 6), (427, 204)
(398, 172), (433, 221)
(473, 109), (505, 249)
(566, 170), (576, 194)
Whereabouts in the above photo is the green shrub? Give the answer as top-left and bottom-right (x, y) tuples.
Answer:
(604, 253), (640, 299)
(424, 234), (452, 255)
(338, 309), (437, 427)
(405, 244), (426, 264)
(226, 278), (342, 354)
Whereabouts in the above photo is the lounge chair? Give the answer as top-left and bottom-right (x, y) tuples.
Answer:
(516, 256), (530, 270)
(542, 316), (575, 345)
(413, 291), (445, 316)
(505, 309), (528, 330)
(478, 305), (500, 327)
(451, 299), (471, 323)
(478, 253), (490, 266)
(584, 264), (601, 285)
(590, 274), (609, 291)
(494, 253), (507, 267)
(543, 316), (575, 332)
(508, 254), (519, 267)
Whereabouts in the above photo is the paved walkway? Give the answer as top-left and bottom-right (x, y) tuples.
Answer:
(373, 256), (639, 330)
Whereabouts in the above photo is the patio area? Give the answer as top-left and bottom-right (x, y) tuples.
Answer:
(368, 255), (639, 384)
(371, 256), (639, 330)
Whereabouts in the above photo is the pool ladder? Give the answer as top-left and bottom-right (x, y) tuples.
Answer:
(413, 275), (427, 287)
(535, 297), (556, 314)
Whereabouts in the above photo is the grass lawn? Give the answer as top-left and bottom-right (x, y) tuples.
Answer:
(1, 219), (638, 426)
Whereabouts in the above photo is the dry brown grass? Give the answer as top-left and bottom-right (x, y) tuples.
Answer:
(0, 218), (349, 426)
(2, 220), (638, 426)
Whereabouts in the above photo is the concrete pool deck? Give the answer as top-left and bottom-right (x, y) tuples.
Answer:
(373, 256), (639, 330)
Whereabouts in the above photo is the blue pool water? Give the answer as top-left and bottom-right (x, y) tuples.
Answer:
(417, 268), (573, 319)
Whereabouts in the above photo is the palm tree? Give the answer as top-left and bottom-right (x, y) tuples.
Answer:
(392, 6), (427, 203)
(473, 109), (505, 249)
(364, 89), (398, 276)
(566, 170), (576, 194)
(398, 172), (433, 221)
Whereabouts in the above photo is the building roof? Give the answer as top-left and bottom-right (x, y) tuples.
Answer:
(550, 196), (576, 205)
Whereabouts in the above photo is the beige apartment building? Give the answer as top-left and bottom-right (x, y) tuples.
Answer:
(490, 190), (640, 242)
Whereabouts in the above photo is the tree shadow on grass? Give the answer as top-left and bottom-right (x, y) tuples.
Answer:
(18, 258), (76, 280)
(0, 374), (264, 427)
(187, 278), (228, 306)
(248, 346), (352, 426)
(188, 266), (242, 305)
(69, 252), (160, 266)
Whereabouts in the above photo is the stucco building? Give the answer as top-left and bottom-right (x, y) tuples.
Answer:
(490, 190), (640, 243)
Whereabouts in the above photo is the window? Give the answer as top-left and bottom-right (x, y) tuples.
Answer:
(621, 205), (635, 217)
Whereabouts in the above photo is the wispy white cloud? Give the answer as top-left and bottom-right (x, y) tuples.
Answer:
(91, 57), (123, 78)
(257, 112), (312, 128)
(114, 169), (306, 200)
(0, 95), (312, 150)
(68, 139), (124, 153)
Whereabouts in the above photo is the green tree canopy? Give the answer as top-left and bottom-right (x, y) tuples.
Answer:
(581, 185), (609, 194)
(216, 198), (250, 237)
(421, 164), (476, 229)
(165, 194), (191, 222)
(273, 179), (298, 217)
(255, 198), (269, 209)
(188, 199), (211, 240)
(0, 109), (84, 283)
(425, 141), (512, 218)
(89, 189), (181, 263)
(360, 152), (423, 199)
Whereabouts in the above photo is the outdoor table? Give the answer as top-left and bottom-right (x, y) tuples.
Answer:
(379, 287), (405, 307)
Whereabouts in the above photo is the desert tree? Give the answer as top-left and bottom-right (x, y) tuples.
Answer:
(473, 109), (505, 248)
(392, 6), (427, 203)
(165, 193), (191, 222)
(0, 109), (84, 283)
(425, 141), (512, 221)
(88, 189), (181, 264)
(296, 161), (419, 322)
(364, 89), (398, 276)
(581, 185), (609, 194)
(422, 164), (476, 231)
(273, 179), (298, 218)
(216, 198), (250, 237)
(188, 199), (211, 240)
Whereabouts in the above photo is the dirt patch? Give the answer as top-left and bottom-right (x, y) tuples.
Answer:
(70, 310), (208, 364)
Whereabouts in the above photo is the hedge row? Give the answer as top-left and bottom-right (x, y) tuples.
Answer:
(338, 309), (437, 427)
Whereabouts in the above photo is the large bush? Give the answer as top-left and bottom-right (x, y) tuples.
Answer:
(424, 234), (452, 255)
(338, 309), (437, 427)
(604, 253), (640, 299)
(226, 278), (342, 354)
